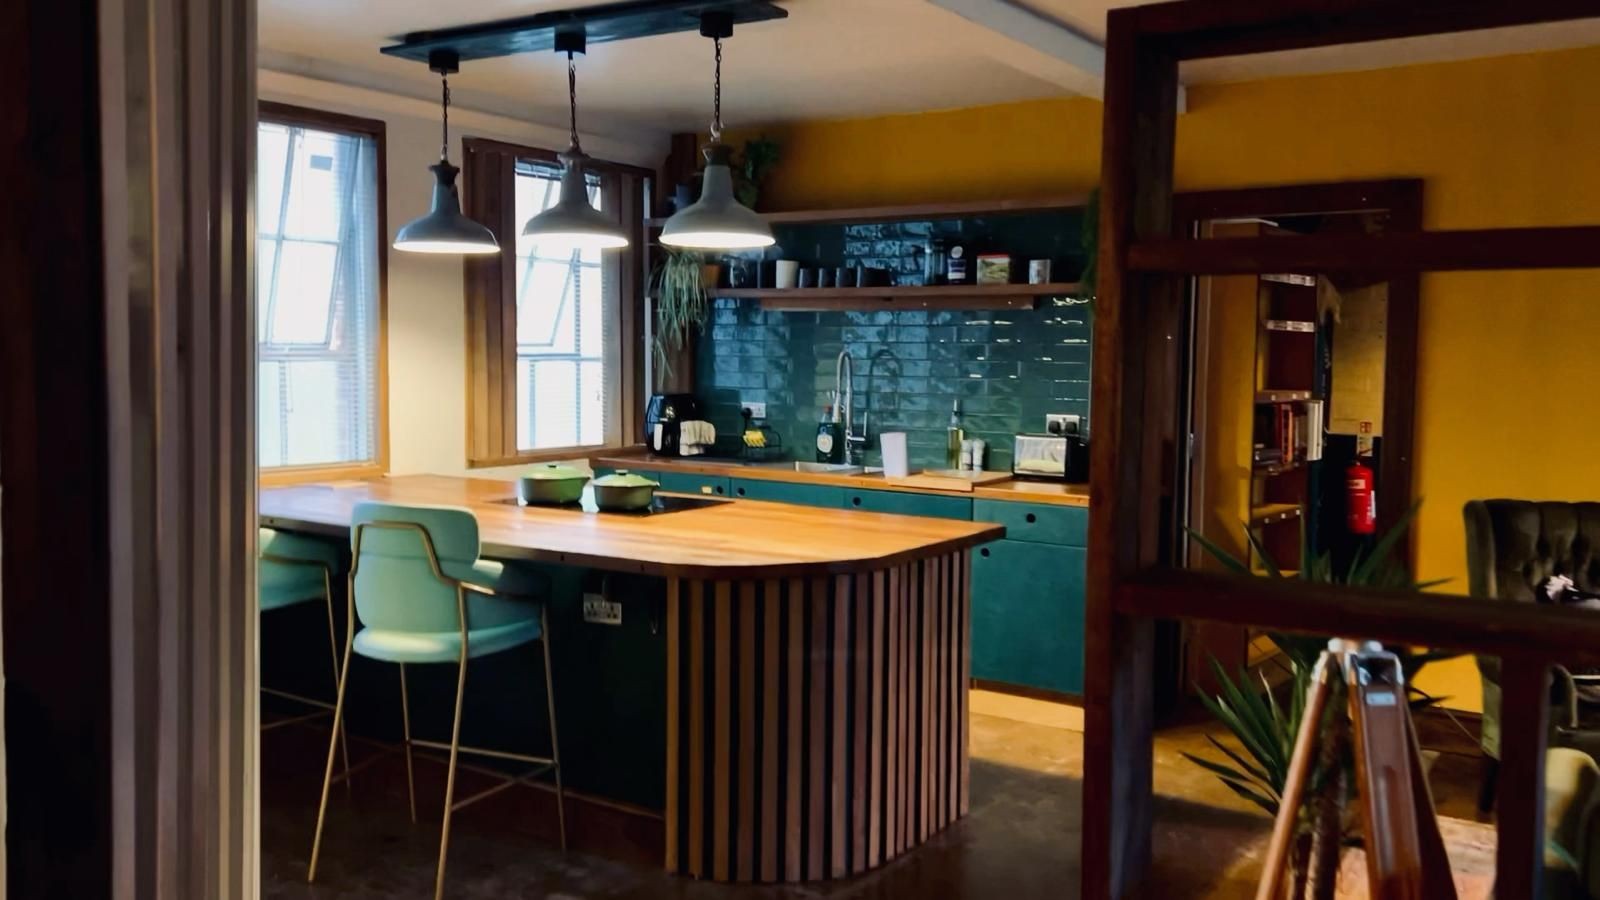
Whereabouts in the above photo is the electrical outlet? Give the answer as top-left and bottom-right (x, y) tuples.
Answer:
(743, 401), (768, 420)
(581, 593), (622, 626)
(1046, 413), (1082, 436)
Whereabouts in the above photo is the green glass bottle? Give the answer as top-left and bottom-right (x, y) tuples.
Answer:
(945, 399), (965, 469)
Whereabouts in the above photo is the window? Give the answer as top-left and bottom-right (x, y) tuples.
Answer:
(514, 162), (608, 450)
(460, 138), (649, 467)
(256, 104), (386, 479)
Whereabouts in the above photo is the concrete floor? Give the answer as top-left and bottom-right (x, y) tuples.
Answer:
(261, 701), (1484, 899)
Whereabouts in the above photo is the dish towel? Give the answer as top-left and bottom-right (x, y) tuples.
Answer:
(679, 420), (716, 456)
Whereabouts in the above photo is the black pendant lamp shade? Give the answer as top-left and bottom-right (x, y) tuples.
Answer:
(393, 50), (500, 255)
(520, 30), (630, 251)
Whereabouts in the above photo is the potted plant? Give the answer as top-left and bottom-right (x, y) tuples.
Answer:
(1184, 504), (1456, 898)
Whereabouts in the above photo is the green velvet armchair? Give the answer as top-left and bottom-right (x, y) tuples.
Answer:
(1465, 499), (1600, 897)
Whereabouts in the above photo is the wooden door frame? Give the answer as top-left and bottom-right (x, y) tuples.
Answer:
(1086, 3), (1600, 898)
(1175, 179), (1423, 696)
(0, 0), (257, 894)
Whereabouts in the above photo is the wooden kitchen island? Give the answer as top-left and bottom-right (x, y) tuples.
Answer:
(260, 475), (1003, 884)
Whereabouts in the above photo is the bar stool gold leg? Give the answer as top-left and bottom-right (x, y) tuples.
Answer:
(540, 604), (567, 851)
(307, 574), (357, 883)
(434, 640), (470, 900)
(323, 568), (351, 794)
(399, 662), (418, 824)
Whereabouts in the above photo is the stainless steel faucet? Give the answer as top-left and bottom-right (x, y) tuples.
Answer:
(834, 350), (868, 464)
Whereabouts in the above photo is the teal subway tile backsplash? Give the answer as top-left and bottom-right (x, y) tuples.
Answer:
(694, 298), (1092, 471)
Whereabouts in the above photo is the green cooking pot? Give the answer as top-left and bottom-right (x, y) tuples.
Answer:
(516, 463), (590, 505)
(591, 470), (658, 511)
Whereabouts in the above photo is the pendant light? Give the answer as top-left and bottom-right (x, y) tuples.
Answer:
(659, 13), (774, 251)
(394, 50), (500, 255)
(521, 30), (630, 251)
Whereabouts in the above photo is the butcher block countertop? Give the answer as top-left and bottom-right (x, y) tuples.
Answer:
(260, 474), (1004, 579)
(592, 452), (1092, 507)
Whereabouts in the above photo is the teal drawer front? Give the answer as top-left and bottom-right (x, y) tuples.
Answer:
(971, 540), (1085, 695)
(973, 499), (1087, 547)
(730, 478), (845, 508)
(655, 471), (730, 497)
(844, 488), (972, 520)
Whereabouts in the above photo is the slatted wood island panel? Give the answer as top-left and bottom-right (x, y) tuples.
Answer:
(666, 553), (971, 882)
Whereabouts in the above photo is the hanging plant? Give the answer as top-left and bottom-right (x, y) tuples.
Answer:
(652, 248), (709, 385)
(1076, 186), (1099, 302)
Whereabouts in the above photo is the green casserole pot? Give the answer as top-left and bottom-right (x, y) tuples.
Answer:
(590, 470), (659, 511)
(516, 463), (590, 505)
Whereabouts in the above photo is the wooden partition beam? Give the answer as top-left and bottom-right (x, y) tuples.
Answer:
(1118, 571), (1600, 668)
(1087, 1), (1600, 897)
(1127, 0), (1600, 61)
(1496, 660), (1551, 900)
(1128, 226), (1600, 275)
(1082, 13), (1180, 897)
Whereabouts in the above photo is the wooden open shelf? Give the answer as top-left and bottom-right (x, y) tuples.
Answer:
(646, 194), (1088, 229)
(1255, 389), (1312, 404)
(1249, 503), (1303, 526)
(707, 281), (1084, 312)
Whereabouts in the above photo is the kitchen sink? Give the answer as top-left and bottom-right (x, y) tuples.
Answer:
(779, 461), (868, 475)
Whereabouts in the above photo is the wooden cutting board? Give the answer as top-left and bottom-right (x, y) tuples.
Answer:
(884, 469), (1012, 493)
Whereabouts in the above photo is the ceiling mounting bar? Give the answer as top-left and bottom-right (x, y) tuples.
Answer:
(379, 0), (787, 65)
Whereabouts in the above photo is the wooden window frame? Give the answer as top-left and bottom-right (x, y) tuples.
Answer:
(461, 136), (651, 469)
(1086, 2), (1600, 898)
(256, 101), (390, 486)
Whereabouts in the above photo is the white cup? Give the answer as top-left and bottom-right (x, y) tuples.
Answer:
(775, 259), (799, 289)
(880, 432), (910, 477)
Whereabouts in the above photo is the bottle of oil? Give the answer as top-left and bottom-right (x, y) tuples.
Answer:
(945, 399), (965, 469)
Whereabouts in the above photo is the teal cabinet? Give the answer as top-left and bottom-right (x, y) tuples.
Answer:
(654, 471), (730, 497)
(973, 499), (1088, 547)
(844, 488), (971, 520)
(729, 478), (845, 508)
(971, 540), (1086, 695)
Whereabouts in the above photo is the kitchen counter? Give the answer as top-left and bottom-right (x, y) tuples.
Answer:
(592, 452), (1091, 507)
(261, 473), (984, 884)
(261, 474), (1001, 579)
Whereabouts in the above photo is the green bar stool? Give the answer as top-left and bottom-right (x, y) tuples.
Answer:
(259, 527), (350, 777)
(306, 501), (565, 900)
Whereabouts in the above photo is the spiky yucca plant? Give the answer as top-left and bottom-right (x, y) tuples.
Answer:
(1182, 501), (1454, 898)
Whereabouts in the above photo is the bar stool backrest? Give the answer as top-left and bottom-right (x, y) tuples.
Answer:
(350, 501), (480, 634)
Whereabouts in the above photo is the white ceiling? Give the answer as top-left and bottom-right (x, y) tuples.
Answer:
(259, 0), (1600, 142)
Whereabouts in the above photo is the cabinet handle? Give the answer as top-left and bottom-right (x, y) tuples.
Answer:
(851, 496), (862, 507)
(715, 486), (725, 495)
(1025, 513), (1037, 524)
(736, 487), (746, 496)
(980, 547), (991, 558)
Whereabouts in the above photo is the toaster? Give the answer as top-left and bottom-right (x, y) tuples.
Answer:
(1012, 432), (1089, 481)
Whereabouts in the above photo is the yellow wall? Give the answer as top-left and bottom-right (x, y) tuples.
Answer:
(734, 46), (1600, 712)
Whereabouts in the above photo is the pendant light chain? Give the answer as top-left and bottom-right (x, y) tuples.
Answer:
(567, 51), (581, 152)
(710, 36), (723, 142)
(439, 72), (452, 162)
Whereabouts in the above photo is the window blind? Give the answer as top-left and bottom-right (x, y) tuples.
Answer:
(513, 161), (611, 451)
(256, 120), (381, 469)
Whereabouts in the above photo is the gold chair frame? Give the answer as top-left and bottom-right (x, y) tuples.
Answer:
(306, 520), (566, 900)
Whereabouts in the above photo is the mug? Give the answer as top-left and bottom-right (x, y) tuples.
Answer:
(798, 268), (817, 289)
(775, 260), (799, 289)
(817, 268), (835, 289)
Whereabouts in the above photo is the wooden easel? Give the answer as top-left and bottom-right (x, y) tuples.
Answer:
(1256, 641), (1457, 900)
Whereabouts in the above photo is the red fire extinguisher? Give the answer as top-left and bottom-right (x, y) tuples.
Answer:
(1347, 461), (1376, 535)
